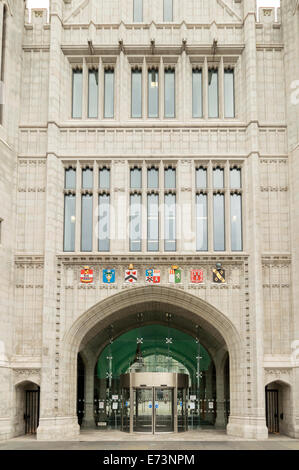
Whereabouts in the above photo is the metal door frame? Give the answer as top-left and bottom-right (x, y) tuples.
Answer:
(25, 389), (40, 435)
(153, 387), (174, 434)
(266, 388), (279, 434)
(133, 386), (174, 435)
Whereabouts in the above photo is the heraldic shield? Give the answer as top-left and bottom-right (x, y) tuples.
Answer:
(103, 269), (116, 284)
(213, 268), (226, 283)
(80, 266), (94, 284)
(125, 270), (138, 283)
(145, 269), (161, 284)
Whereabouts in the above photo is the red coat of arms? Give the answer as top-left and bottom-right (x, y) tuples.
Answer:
(191, 269), (204, 284)
(80, 267), (94, 284)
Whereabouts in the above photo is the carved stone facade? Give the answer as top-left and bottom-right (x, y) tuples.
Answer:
(0, 0), (298, 441)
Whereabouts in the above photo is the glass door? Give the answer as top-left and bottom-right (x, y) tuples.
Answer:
(154, 388), (174, 433)
(133, 388), (153, 433)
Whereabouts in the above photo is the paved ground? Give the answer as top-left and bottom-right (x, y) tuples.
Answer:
(1, 429), (299, 450)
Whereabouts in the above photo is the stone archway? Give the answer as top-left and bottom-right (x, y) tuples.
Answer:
(37, 286), (261, 440)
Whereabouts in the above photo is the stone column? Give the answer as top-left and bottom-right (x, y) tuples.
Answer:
(215, 356), (226, 428)
(37, 0), (79, 441)
(81, 356), (96, 429)
(281, 0), (299, 439)
(227, 0), (268, 439)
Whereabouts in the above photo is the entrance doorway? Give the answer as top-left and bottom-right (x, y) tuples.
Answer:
(266, 388), (279, 434)
(120, 372), (188, 434)
(133, 388), (174, 433)
(25, 390), (40, 435)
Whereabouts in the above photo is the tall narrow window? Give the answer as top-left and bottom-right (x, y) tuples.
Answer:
(230, 168), (242, 251)
(196, 167), (207, 189)
(72, 68), (83, 118)
(165, 167), (176, 189)
(196, 194), (208, 252)
(147, 167), (159, 189)
(213, 167), (225, 251)
(81, 168), (93, 252)
(165, 167), (176, 251)
(99, 167), (110, 190)
(133, 0), (143, 22)
(224, 68), (235, 118)
(213, 194), (225, 251)
(164, 0), (173, 21)
(192, 68), (203, 118)
(147, 194), (159, 252)
(165, 193), (176, 251)
(104, 68), (114, 118)
(98, 194), (110, 252)
(148, 68), (159, 118)
(208, 67), (219, 118)
(99, 167), (110, 252)
(0, 5), (7, 123)
(196, 167), (208, 251)
(130, 194), (142, 251)
(147, 167), (159, 251)
(164, 68), (175, 118)
(88, 68), (98, 118)
(131, 68), (142, 118)
(130, 167), (142, 189)
(64, 168), (76, 252)
(213, 167), (224, 189)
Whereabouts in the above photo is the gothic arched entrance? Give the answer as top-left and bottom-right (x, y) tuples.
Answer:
(36, 286), (267, 440)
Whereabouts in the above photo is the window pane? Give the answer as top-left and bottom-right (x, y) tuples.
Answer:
(99, 168), (110, 190)
(165, 168), (176, 189)
(148, 168), (159, 189)
(147, 194), (159, 252)
(165, 193), (176, 251)
(82, 168), (93, 189)
(208, 68), (218, 118)
(230, 168), (241, 189)
(130, 194), (142, 251)
(213, 194), (225, 251)
(196, 194), (208, 251)
(81, 194), (93, 252)
(213, 168), (224, 189)
(133, 0), (143, 22)
(130, 168), (142, 189)
(196, 168), (207, 189)
(88, 69), (98, 118)
(65, 168), (76, 189)
(148, 69), (159, 118)
(132, 69), (142, 118)
(64, 195), (76, 251)
(72, 69), (83, 118)
(224, 69), (235, 118)
(164, 0), (173, 21)
(192, 69), (203, 118)
(99, 194), (110, 252)
(104, 69), (114, 118)
(231, 194), (242, 251)
(165, 69), (175, 118)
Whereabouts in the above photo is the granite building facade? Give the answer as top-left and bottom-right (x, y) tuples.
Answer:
(0, 0), (298, 440)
